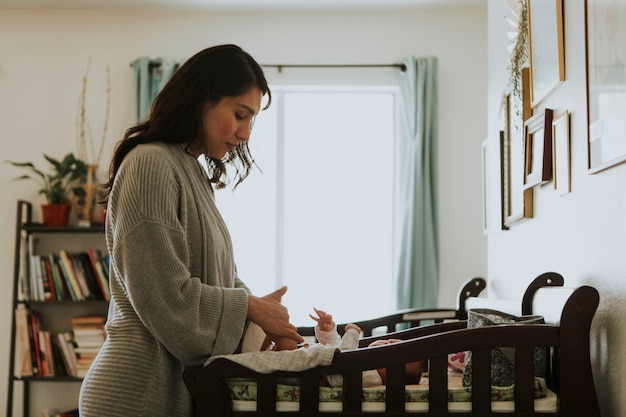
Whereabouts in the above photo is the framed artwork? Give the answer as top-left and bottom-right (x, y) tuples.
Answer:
(585, 0), (626, 173)
(498, 131), (508, 231)
(482, 139), (491, 234)
(527, 0), (565, 107)
(523, 108), (554, 189)
(503, 69), (534, 227)
(552, 110), (571, 196)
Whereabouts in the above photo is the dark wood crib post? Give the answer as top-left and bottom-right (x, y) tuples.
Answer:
(558, 286), (601, 417)
(456, 276), (487, 320)
(183, 364), (233, 417)
(521, 272), (565, 315)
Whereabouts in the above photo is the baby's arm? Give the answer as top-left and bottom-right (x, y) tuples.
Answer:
(339, 323), (361, 351)
(310, 308), (341, 345)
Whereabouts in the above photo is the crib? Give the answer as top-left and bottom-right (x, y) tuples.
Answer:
(183, 273), (600, 416)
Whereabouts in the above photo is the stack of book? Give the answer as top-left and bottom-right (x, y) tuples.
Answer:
(13, 306), (80, 378)
(23, 246), (110, 303)
(71, 315), (107, 378)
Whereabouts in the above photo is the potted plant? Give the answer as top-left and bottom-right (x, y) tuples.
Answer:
(6, 153), (87, 226)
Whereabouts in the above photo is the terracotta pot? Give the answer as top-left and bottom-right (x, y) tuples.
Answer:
(41, 203), (72, 227)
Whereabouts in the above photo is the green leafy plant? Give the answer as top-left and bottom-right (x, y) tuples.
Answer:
(508, 0), (528, 105)
(6, 153), (88, 204)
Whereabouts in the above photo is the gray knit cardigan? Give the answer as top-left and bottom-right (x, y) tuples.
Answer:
(79, 142), (250, 416)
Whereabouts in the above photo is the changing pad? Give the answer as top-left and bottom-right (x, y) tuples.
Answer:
(226, 373), (557, 413)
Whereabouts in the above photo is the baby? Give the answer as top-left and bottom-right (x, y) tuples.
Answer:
(264, 308), (423, 386)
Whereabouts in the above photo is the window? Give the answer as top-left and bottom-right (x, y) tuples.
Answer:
(215, 87), (397, 325)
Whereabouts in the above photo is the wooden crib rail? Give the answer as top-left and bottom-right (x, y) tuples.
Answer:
(358, 319), (467, 348)
(298, 276), (486, 338)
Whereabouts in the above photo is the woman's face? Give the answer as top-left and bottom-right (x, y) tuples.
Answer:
(200, 87), (262, 159)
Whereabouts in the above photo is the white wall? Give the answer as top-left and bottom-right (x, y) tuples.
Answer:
(486, 1), (626, 416)
(0, 7), (487, 415)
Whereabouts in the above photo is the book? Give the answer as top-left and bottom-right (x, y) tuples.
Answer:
(37, 331), (50, 377)
(75, 252), (102, 300)
(41, 408), (79, 417)
(44, 331), (58, 377)
(49, 334), (69, 377)
(29, 254), (43, 302)
(52, 254), (73, 300)
(26, 236), (36, 301)
(40, 256), (56, 301)
(18, 230), (29, 302)
(56, 332), (78, 377)
(97, 249), (110, 279)
(13, 305), (33, 378)
(71, 314), (107, 326)
(47, 253), (65, 301)
(73, 327), (106, 339)
(67, 252), (93, 300)
(29, 312), (42, 376)
(87, 248), (111, 301)
(58, 250), (84, 301)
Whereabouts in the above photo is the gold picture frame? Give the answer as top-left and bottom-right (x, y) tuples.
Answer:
(552, 110), (571, 196)
(503, 68), (534, 226)
(527, 0), (565, 107)
(482, 139), (491, 233)
(523, 108), (554, 189)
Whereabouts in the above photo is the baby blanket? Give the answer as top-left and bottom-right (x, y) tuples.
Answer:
(203, 344), (339, 374)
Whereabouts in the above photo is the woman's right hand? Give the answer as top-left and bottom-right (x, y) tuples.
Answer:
(247, 286), (304, 344)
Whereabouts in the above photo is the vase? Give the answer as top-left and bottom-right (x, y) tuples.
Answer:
(41, 203), (71, 227)
(75, 164), (99, 227)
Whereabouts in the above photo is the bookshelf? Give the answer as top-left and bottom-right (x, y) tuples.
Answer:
(7, 200), (109, 417)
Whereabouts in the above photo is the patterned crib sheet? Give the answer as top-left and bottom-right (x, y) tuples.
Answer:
(226, 375), (548, 403)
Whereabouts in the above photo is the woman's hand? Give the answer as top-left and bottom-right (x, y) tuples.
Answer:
(247, 286), (304, 344)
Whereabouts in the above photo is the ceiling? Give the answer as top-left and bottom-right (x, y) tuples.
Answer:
(0, 0), (486, 11)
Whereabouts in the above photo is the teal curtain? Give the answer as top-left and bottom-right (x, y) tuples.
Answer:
(394, 56), (439, 310)
(131, 57), (180, 122)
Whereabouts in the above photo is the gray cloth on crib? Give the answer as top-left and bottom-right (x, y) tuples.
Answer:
(462, 309), (546, 387)
(203, 344), (339, 373)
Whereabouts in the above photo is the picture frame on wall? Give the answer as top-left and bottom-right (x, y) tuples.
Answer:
(503, 69), (534, 227)
(482, 139), (491, 234)
(552, 110), (571, 196)
(523, 108), (554, 189)
(498, 131), (508, 231)
(527, 0), (565, 107)
(585, 0), (626, 173)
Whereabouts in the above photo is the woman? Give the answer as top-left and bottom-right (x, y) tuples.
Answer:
(79, 44), (303, 417)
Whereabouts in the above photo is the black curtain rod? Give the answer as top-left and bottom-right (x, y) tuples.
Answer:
(262, 63), (407, 73)
(131, 62), (407, 72)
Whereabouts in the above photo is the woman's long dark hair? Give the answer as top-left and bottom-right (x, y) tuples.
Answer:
(103, 44), (271, 199)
